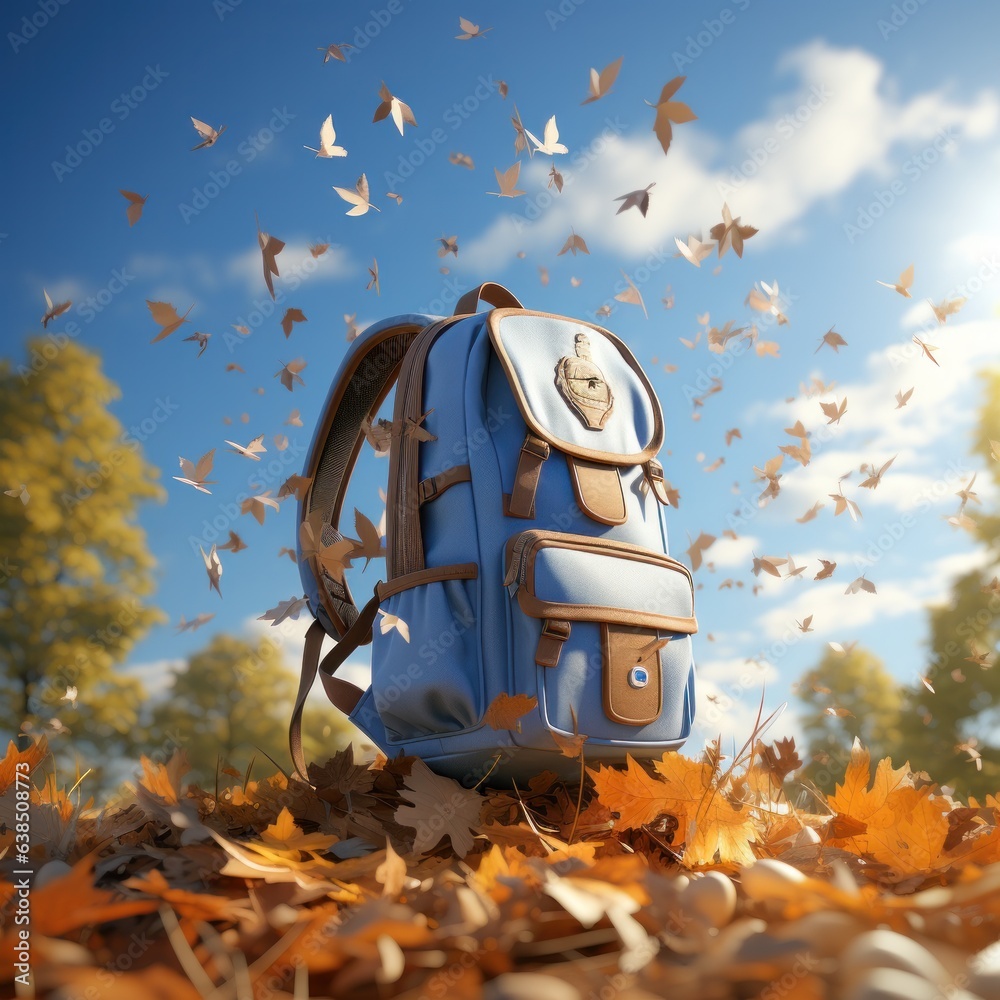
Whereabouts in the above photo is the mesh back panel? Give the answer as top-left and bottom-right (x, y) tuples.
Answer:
(309, 335), (411, 629)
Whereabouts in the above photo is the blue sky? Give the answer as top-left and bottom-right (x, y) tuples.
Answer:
(3, 0), (1000, 757)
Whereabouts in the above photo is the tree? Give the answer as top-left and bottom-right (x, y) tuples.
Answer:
(146, 632), (352, 785)
(895, 370), (1000, 798)
(795, 646), (904, 794)
(0, 338), (164, 762)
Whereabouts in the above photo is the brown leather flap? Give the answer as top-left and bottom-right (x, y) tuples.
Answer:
(602, 624), (665, 727)
(568, 456), (626, 526)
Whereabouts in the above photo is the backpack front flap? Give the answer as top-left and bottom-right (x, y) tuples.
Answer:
(475, 308), (697, 766)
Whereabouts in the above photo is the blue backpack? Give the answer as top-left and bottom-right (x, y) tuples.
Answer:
(290, 283), (698, 786)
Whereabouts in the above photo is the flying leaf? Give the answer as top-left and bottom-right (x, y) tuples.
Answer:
(525, 115), (568, 155)
(487, 162), (525, 198)
(674, 234), (714, 267)
(876, 263), (914, 297)
(41, 288), (71, 327)
(5, 483), (30, 505)
(378, 609), (410, 642)
(176, 612), (214, 632)
(829, 487), (862, 521)
(275, 358), (307, 392)
(615, 270), (647, 318)
(814, 559), (836, 580)
(190, 116), (226, 150)
(686, 532), (716, 571)
(218, 530), (247, 553)
(241, 492), (280, 526)
(484, 692), (538, 732)
(279, 308), (307, 339)
(373, 81), (417, 135)
(255, 212), (284, 299)
(173, 450), (216, 493)
(278, 473), (311, 501)
(582, 56), (622, 104)
(437, 235), (459, 258)
(258, 596), (309, 626)
(353, 508), (385, 568)
(119, 188), (148, 226)
(201, 544), (222, 597)
(226, 434), (266, 460)
(859, 455), (897, 489)
(709, 202), (758, 258)
(820, 397), (848, 425)
(645, 76), (696, 155)
(148, 300), (194, 343)
(455, 16), (492, 40)
(333, 173), (380, 216)
(558, 229), (589, 256)
(304, 114), (347, 157)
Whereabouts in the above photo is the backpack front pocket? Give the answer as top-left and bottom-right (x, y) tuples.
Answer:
(504, 531), (697, 746)
(371, 564), (482, 744)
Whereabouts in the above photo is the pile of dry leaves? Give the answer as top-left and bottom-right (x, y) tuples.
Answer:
(2, 733), (999, 999)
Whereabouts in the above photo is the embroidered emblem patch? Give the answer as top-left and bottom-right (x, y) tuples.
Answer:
(554, 331), (614, 430)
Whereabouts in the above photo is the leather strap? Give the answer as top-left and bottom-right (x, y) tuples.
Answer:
(504, 433), (550, 519)
(417, 464), (472, 505)
(453, 282), (523, 315)
(644, 459), (675, 507)
(289, 592), (381, 782)
(536, 619), (571, 668)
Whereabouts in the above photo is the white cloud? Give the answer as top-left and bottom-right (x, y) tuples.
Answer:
(224, 241), (354, 297)
(691, 655), (802, 754)
(460, 41), (998, 271)
(707, 533), (761, 569)
(746, 317), (1000, 518)
(125, 239), (354, 302)
(755, 546), (994, 644)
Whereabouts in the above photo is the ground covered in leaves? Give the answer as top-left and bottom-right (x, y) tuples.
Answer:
(2, 735), (1000, 999)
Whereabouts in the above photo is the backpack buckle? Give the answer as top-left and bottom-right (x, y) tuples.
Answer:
(536, 618), (571, 668)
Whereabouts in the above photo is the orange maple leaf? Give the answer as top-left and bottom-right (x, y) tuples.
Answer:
(258, 806), (339, 853)
(483, 691), (538, 731)
(590, 753), (757, 866)
(826, 739), (911, 855)
(28, 855), (158, 937)
(137, 749), (191, 805)
(0, 736), (48, 795)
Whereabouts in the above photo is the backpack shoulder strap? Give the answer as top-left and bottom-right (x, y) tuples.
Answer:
(299, 315), (433, 640)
